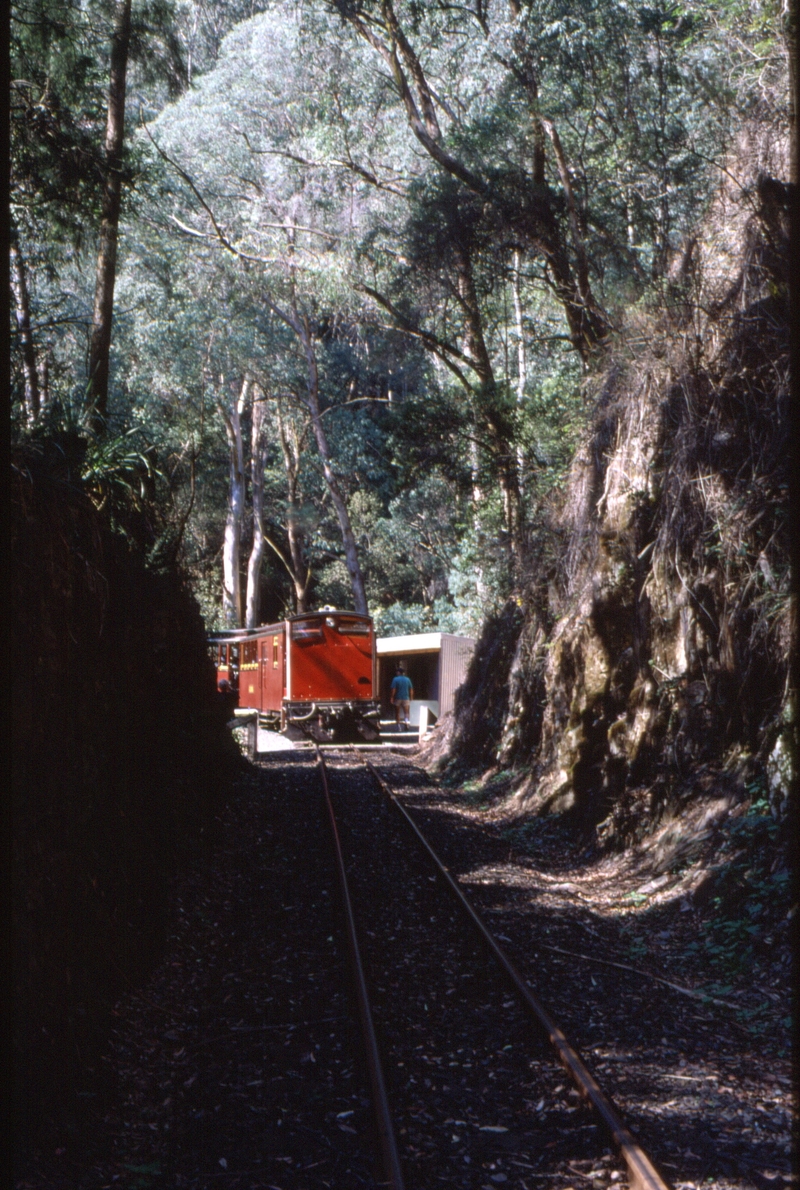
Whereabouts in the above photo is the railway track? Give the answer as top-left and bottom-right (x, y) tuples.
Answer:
(34, 751), (788, 1190)
(316, 748), (673, 1190)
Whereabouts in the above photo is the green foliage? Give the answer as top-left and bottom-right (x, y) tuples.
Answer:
(81, 428), (159, 511)
(10, 0), (189, 243)
(10, 0), (108, 245)
(520, 360), (585, 486)
(372, 601), (433, 637)
(682, 793), (789, 985)
(11, 0), (788, 636)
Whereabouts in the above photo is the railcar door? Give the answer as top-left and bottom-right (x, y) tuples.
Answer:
(332, 616), (374, 698)
(239, 640), (260, 708)
(216, 642), (231, 689)
(259, 630), (284, 712)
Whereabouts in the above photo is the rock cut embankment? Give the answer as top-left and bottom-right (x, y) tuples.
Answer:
(438, 141), (792, 849)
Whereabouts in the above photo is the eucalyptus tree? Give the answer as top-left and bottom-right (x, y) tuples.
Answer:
(113, 179), (404, 629)
(362, 171), (529, 555)
(10, 226), (41, 424)
(134, 6), (416, 616)
(137, 1), (570, 610)
(265, 390), (315, 614)
(10, 0), (191, 431)
(88, 0), (133, 433)
(10, 0), (108, 424)
(88, 0), (201, 429)
(328, 0), (607, 358)
(326, 0), (736, 318)
(304, 0), (748, 583)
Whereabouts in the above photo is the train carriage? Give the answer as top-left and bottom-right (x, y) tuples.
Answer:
(210, 609), (380, 743)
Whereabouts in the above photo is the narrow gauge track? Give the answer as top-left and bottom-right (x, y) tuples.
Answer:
(318, 749), (673, 1190)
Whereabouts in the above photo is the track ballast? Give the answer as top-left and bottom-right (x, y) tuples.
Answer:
(19, 752), (699, 1190)
(317, 749), (671, 1190)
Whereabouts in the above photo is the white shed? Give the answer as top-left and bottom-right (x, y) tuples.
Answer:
(376, 632), (476, 727)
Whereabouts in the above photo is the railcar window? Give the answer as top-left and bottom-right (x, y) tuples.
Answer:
(291, 618), (324, 641)
(273, 636), (280, 667)
(337, 619), (370, 635)
(242, 641), (258, 668)
(218, 645), (228, 666)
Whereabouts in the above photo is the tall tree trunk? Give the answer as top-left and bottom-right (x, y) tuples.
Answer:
(454, 246), (523, 557)
(785, 0), (798, 185)
(10, 226), (40, 425)
(286, 519), (311, 612)
(511, 251), (527, 405)
(511, 250), (527, 493)
(275, 398), (312, 613)
(470, 438), (490, 607)
(220, 377), (248, 627)
(296, 317), (368, 615)
(88, 0), (132, 434)
(41, 352), (49, 410)
(245, 384), (268, 628)
(542, 122), (592, 313)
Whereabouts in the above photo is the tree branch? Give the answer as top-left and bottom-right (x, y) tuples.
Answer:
(142, 116), (240, 254)
(359, 284), (477, 392)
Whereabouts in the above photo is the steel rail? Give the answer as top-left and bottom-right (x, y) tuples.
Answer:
(315, 748), (406, 1190)
(364, 758), (673, 1190)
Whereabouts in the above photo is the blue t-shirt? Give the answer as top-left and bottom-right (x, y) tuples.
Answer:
(391, 674), (413, 701)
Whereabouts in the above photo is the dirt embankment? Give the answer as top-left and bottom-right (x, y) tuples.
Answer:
(434, 146), (792, 851)
(11, 436), (241, 1148)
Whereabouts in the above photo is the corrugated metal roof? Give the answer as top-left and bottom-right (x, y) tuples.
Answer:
(376, 632), (443, 654)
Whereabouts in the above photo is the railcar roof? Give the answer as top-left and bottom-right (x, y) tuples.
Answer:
(208, 610), (371, 643)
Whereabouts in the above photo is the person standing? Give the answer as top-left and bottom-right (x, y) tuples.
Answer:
(390, 663), (414, 731)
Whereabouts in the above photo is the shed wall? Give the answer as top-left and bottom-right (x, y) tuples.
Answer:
(439, 634), (476, 715)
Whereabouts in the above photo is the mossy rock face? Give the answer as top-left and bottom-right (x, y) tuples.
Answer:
(447, 599), (526, 774)
(436, 165), (790, 844)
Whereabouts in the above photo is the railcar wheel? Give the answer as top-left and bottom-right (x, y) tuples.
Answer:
(283, 723), (309, 742)
(332, 722), (363, 744)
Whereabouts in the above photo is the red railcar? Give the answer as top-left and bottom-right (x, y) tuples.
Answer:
(210, 609), (380, 743)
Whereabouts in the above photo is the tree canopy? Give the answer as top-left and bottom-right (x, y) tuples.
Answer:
(9, 0), (792, 629)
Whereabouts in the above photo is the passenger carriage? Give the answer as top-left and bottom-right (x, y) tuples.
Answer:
(210, 609), (380, 743)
